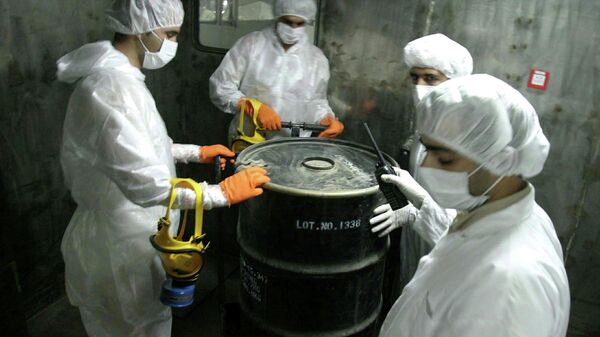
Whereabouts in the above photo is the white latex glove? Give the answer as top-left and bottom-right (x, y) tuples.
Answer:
(370, 203), (416, 237)
(381, 167), (429, 209)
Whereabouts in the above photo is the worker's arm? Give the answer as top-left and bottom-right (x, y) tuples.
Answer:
(209, 34), (254, 115)
(309, 51), (336, 123)
(307, 51), (344, 138)
(75, 80), (174, 208)
(169, 167), (270, 210)
(372, 167), (453, 245)
(410, 197), (456, 245)
(171, 143), (235, 169)
(77, 81), (242, 210)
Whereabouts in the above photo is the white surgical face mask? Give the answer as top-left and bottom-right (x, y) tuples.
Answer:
(139, 31), (178, 70)
(276, 22), (306, 45)
(417, 163), (504, 211)
(412, 85), (436, 105)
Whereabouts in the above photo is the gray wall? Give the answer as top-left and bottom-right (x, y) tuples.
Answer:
(0, 0), (599, 336)
(0, 0), (107, 316)
(322, 1), (600, 336)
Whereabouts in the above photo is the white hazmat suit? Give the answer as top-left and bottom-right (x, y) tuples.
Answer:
(57, 1), (231, 336)
(379, 74), (569, 337)
(393, 34), (473, 288)
(59, 40), (177, 337)
(209, 0), (334, 139)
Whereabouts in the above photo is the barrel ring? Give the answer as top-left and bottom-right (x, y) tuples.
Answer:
(301, 157), (336, 171)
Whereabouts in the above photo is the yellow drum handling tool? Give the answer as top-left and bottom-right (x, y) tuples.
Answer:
(231, 98), (328, 153)
(231, 98), (266, 153)
(149, 178), (209, 308)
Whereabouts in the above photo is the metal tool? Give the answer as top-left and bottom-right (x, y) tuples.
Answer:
(231, 98), (327, 153)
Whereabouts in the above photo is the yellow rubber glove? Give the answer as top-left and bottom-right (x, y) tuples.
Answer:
(199, 144), (235, 169)
(318, 115), (345, 138)
(238, 98), (281, 130)
(219, 167), (270, 205)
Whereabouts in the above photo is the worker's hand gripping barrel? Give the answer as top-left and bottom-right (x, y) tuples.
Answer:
(149, 178), (209, 308)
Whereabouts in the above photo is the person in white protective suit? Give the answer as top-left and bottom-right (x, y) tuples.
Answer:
(378, 74), (570, 337)
(370, 33), (473, 292)
(209, 0), (344, 140)
(57, 1), (270, 336)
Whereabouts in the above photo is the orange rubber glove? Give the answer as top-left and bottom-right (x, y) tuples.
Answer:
(318, 115), (345, 138)
(199, 144), (235, 169)
(238, 98), (281, 130)
(219, 167), (270, 205)
(257, 103), (282, 130)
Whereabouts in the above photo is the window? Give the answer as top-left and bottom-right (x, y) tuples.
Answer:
(195, 0), (320, 53)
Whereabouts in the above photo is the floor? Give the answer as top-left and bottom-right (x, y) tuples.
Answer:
(27, 254), (241, 337)
(25, 241), (600, 337)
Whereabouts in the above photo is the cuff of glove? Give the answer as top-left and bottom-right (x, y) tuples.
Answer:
(409, 196), (455, 246)
(170, 183), (230, 210)
(317, 113), (335, 123)
(231, 94), (246, 114)
(172, 144), (201, 164)
(202, 182), (230, 210)
(172, 187), (197, 209)
(390, 203), (418, 227)
(405, 204), (418, 224)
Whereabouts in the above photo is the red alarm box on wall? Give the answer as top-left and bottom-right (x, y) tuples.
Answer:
(527, 69), (550, 91)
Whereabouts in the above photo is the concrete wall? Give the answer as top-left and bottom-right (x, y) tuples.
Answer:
(0, 0), (108, 316)
(322, 0), (600, 335)
(0, 0), (598, 335)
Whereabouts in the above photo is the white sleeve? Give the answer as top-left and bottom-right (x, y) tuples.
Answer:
(209, 35), (252, 115)
(411, 196), (456, 245)
(170, 182), (229, 210)
(171, 143), (200, 164)
(308, 51), (335, 123)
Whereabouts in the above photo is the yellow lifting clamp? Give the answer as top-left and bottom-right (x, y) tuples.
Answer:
(231, 98), (266, 153)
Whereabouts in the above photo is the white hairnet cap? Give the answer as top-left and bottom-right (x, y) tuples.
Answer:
(274, 0), (317, 22)
(404, 33), (473, 79)
(416, 74), (550, 178)
(106, 0), (184, 35)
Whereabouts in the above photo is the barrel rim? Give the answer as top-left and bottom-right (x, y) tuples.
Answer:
(236, 138), (399, 198)
(264, 183), (379, 198)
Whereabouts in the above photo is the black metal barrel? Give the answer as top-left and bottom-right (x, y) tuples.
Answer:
(235, 138), (392, 337)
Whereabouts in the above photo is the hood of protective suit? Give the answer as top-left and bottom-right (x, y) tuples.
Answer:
(105, 0), (184, 35)
(274, 0), (317, 22)
(417, 74), (549, 178)
(56, 41), (143, 84)
(404, 33), (473, 79)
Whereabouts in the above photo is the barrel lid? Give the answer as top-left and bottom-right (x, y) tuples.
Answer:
(236, 138), (396, 198)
